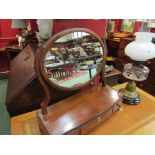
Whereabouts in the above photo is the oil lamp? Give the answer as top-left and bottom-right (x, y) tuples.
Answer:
(122, 32), (155, 105)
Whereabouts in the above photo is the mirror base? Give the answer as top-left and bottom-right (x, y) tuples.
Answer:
(37, 85), (122, 135)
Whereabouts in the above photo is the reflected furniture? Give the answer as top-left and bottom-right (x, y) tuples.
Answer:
(80, 64), (96, 79)
(5, 44), (22, 62)
(104, 68), (121, 86)
(11, 83), (155, 135)
(106, 38), (120, 57)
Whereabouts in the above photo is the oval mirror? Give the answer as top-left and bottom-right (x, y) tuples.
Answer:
(39, 28), (107, 91)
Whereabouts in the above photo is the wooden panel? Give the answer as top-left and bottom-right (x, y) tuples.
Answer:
(6, 44), (36, 103)
(37, 85), (121, 135)
(81, 107), (113, 134)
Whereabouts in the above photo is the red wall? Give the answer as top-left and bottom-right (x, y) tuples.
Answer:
(1, 19), (155, 39)
(0, 19), (19, 38)
(0, 19), (38, 38)
(53, 19), (107, 37)
(0, 19), (107, 43)
(0, 19), (107, 39)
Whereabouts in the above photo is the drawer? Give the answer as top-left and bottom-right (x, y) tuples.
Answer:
(81, 107), (113, 134)
(66, 128), (81, 135)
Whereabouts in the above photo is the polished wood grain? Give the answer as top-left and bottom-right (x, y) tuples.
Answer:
(11, 83), (155, 135)
(37, 85), (121, 135)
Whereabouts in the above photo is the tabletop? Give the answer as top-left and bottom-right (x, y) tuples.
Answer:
(11, 83), (155, 135)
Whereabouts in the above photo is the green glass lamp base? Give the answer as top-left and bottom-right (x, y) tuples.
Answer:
(122, 80), (140, 105)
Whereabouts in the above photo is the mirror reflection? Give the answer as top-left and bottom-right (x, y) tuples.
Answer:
(44, 32), (103, 88)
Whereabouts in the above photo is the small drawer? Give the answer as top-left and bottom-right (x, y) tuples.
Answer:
(81, 107), (113, 134)
(81, 117), (99, 135)
(66, 128), (81, 135)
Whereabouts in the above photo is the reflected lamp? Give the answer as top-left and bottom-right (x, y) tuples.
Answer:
(11, 19), (28, 48)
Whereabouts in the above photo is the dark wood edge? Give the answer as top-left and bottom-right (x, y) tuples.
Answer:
(36, 111), (49, 135)
(6, 44), (36, 104)
(34, 46), (51, 115)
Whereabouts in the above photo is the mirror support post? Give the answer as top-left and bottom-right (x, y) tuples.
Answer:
(34, 46), (51, 117)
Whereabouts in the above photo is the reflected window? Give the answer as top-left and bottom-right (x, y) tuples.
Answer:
(72, 32), (89, 39)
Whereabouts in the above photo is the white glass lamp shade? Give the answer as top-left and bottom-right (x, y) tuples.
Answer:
(37, 19), (53, 39)
(125, 32), (155, 61)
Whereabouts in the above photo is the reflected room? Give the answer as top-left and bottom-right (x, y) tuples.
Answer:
(44, 32), (103, 88)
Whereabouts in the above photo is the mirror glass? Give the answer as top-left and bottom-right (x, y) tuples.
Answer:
(43, 31), (103, 88)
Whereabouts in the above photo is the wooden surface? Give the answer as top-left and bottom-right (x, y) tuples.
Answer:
(104, 68), (121, 78)
(6, 44), (44, 117)
(11, 83), (155, 135)
(37, 85), (121, 135)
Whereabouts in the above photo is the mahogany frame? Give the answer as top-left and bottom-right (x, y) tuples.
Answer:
(34, 28), (108, 115)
